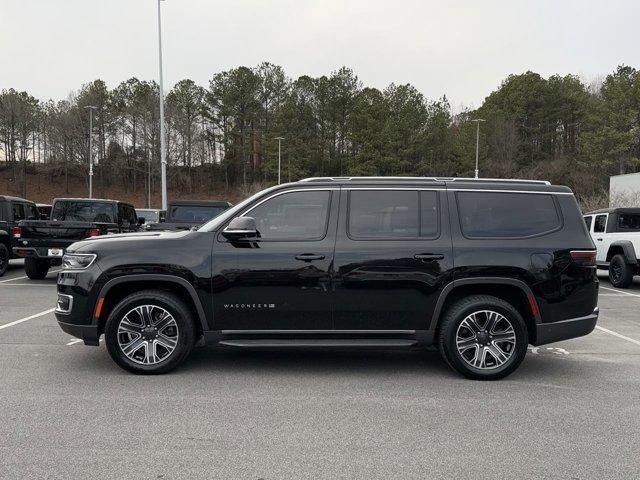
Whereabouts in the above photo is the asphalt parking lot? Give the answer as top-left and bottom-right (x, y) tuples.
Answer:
(1, 260), (639, 479)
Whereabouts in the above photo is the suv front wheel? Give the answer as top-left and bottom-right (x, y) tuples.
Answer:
(438, 295), (528, 380)
(104, 290), (196, 374)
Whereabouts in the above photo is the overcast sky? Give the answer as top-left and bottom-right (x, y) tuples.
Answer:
(1, 0), (638, 110)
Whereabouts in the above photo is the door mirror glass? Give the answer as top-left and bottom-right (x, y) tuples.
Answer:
(222, 216), (258, 240)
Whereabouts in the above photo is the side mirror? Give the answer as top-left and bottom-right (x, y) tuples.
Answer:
(222, 216), (258, 240)
(137, 217), (146, 225)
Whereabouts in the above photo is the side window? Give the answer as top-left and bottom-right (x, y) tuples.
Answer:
(457, 191), (561, 238)
(25, 204), (38, 220)
(594, 214), (607, 233)
(245, 190), (331, 241)
(584, 215), (593, 231)
(117, 204), (126, 225)
(348, 190), (420, 239)
(12, 202), (25, 221)
(125, 205), (136, 225)
(0, 201), (5, 221)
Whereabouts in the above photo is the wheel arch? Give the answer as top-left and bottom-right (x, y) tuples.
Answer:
(95, 274), (208, 336)
(606, 241), (637, 264)
(430, 278), (541, 344)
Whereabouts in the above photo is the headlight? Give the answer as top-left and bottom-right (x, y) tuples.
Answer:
(62, 253), (97, 270)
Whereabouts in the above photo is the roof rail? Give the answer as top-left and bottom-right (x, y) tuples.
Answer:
(299, 176), (551, 185)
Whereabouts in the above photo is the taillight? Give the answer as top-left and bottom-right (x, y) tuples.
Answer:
(86, 228), (100, 237)
(570, 250), (596, 267)
(11, 226), (21, 238)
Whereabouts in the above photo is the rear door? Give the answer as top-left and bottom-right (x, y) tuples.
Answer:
(332, 184), (454, 330)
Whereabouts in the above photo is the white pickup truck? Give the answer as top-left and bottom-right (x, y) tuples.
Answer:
(583, 208), (640, 288)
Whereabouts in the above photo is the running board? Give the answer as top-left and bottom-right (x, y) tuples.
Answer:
(217, 338), (419, 348)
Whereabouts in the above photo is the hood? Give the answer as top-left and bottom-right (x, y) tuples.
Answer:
(67, 230), (192, 253)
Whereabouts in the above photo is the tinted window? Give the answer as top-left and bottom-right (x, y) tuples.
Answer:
(12, 203), (25, 221)
(136, 210), (160, 223)
(246, 190), (331, 240)
(594, 214), (607, 233)
(420, 191), (439, 237)
(349, 190), (419, 238)
(170, 205), (227, 223)
(458, 192), (560, 238)
(618, 214), (640, 231)
(25, 204), (38, 220)
(52, 201), (115, 223)
(584, 216), (593, 231)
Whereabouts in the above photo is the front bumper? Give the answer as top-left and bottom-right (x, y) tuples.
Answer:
(534, 308), (599, 346)
(57, 319), (100, 346)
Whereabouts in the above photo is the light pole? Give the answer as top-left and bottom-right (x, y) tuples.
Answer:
(85, 105), (97, 198)
(157, 0), (168, 210)
(472, 118), (485, 179)
(275, 137), (284, 184)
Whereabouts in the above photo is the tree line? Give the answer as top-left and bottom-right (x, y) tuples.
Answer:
(1, 63), (639, 207)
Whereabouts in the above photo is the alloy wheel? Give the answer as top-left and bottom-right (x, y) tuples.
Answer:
(117, 305), (179, 365)
(455, 310), (516, 370)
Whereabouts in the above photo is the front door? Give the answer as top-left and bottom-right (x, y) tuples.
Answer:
(212, 188), (338, 330)
(332, 186), (453, 331)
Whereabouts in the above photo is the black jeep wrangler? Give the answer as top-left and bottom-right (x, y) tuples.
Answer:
(55, 177), (598, 380)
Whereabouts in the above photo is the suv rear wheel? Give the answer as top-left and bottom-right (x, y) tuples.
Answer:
(24, 258), (50, 280)
(608, 254), (634, 288)
(438, 295), (528, 380)
(104, 290), (196, 374)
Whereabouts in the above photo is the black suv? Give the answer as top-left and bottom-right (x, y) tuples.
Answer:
(55, 177), (599, 380)
(0, 195), (40, 275)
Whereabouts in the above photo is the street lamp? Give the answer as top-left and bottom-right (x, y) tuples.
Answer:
(157, 0), (168, 210)
(85, 105), (97, 198)
(275, 137), (284, 184)
(471, 118), (485, 179)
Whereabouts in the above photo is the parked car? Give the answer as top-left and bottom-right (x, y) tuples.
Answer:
(0, 227), (9, 276)
(135, 208), (165, 224)
(55, 177), (598, 379)
(14, 197), (141, 279)
(145, 200), (231, 231)
(37, 203), (52, 220)
(0, 195), (40, 260)
(584, 207), (640, 288)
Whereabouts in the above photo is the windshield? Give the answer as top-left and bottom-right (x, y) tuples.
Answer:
(136, 209), (160, 223)
(51, 201), (115, 223)
(169, 205), (229, 223)
(198, 185), (281, 232)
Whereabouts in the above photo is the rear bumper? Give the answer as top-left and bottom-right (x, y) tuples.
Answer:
(534, 308), (598, 346)
(13, 246), (65, 261)
(57, 318), (100, 346)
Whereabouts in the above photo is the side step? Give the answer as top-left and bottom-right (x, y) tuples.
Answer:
(218, 338), (419, 348)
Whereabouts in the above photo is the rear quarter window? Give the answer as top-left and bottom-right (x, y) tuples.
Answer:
(457, 191), (561, 238)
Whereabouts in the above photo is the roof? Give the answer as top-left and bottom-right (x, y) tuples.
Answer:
(168, 200), (231, 206)
(586, 207), (640, 215)
(0, 195), (34, 203)
(53, 197), (129, 204)
(293, 176), (571, 193)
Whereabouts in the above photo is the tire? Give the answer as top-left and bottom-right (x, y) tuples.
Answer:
(24, 257), (50, 280)
(104, 290), (196, 374)
(438, 295), (529, 381)
(0, 243), (9, 277)
(608, 254), (634, 289)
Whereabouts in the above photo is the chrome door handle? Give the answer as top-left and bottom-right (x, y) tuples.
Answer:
(295, 254), (326, 262)
(414, 253), (444, 261)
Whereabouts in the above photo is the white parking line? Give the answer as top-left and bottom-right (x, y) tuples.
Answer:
(599, 285), (640, 298)
(0, 284), (56, 287)
(66, 339), (83, 345)
(596, 326), (640, 347)
(0, 308), (56, 331)
(0, 269), (61, 284)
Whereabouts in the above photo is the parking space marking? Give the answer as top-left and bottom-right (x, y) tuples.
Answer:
(599, 285), (640, 298)
(0, 308), (56, 331)
(596, 326), (640, 347)
(0, 283), (56, 287)
(66, 339), (83, 345)
(0, 269), (61, 284)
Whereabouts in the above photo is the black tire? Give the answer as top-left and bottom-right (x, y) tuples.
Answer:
(608, 254), (634, 289)
(0, 243), (9, 277)
(24, 257), (50, 280)
(438, 295), (529, 381)
(105, 290), (196, 374)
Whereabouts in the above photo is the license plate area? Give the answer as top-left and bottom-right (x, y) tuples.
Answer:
(48, 248), (63, 257)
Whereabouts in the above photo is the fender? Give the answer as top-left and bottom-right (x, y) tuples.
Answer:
(607, 241), (637, 264)
(95, 274), (208, 331)
(428, 277), (542, 331)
